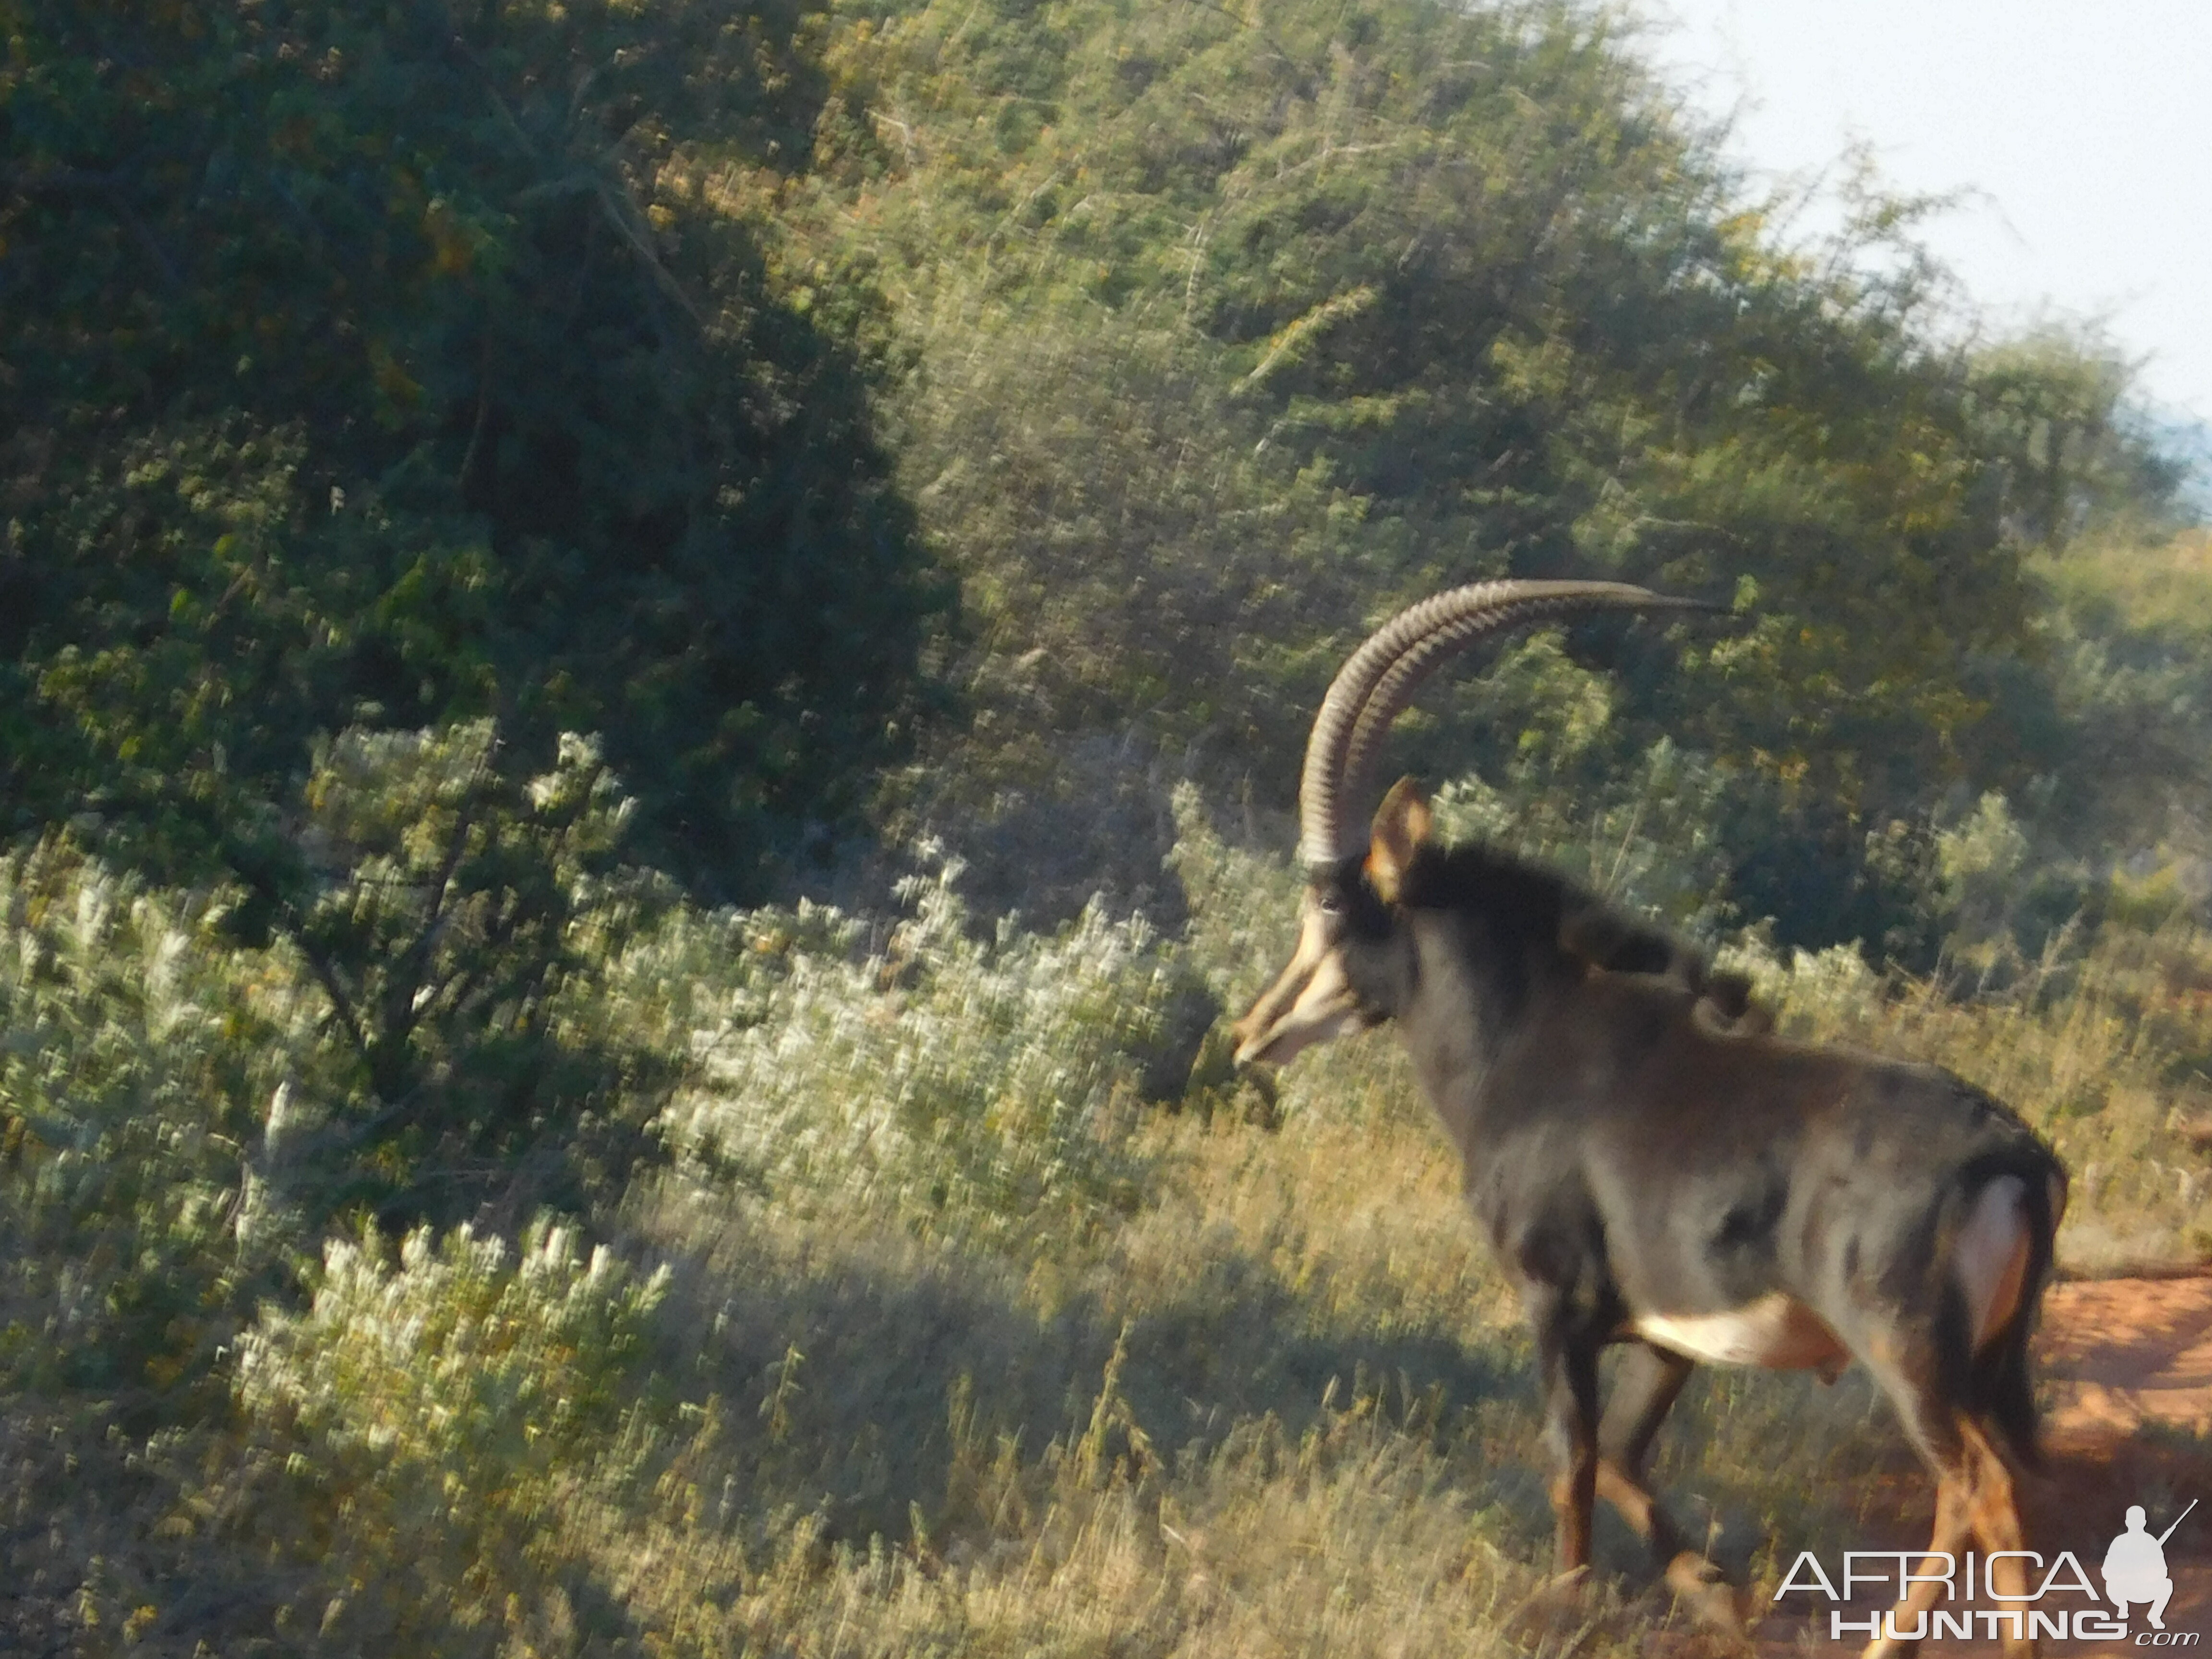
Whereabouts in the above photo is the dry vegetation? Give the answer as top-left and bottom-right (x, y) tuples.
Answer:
(12, 759), (2212, 1655)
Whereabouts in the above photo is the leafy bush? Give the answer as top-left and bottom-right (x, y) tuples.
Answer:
(1419, 636), (1740, 934)
(235, 1222), (669, 1655)
(0, 840), (310, 1418)
(661, 846), (1215, 1247)
(0, 719), (678, 1438)
(795, 0), (2136, 940)
(280, 722), (676, 1226)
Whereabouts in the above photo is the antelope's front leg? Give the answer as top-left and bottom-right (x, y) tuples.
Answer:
(1531, 1301), (1603, 1575)
(1594, 1343), (1740, 1628)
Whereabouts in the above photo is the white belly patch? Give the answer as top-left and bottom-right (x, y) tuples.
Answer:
(1634, 1293), (1850, 1378)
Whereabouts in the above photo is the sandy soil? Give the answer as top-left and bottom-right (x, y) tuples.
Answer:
(1741, 1272), (2212, 1658)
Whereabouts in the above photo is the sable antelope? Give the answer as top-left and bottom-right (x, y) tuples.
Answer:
(1233, 581), (2066, 1658)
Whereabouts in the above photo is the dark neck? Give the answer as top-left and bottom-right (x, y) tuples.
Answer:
(1371, 848), (1582, 1141)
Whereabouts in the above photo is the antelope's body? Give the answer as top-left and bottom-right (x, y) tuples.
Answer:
(1237, 583), (2066, 1658)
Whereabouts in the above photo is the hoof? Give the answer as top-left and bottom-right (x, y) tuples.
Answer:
(1663, 1552), (1745, 1635)
(1505, 1564), (1596, 1636)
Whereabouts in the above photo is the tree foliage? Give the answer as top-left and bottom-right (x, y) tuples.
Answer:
(769, 0), (2197, 942)
(8, 0), (2195, 946)
(806, 4), (2019, 730)
(1, 0), (945, 902)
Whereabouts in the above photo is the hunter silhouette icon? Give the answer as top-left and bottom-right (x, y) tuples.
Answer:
(2105, 1500), (2196, 1629)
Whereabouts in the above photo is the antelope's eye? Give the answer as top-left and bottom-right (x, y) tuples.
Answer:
(1315, 890), (1346, 917)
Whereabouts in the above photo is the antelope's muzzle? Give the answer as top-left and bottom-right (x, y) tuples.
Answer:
(1232, 903), (1366, 1067)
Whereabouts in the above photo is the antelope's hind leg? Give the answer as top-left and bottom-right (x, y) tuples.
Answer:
(1860, 1349), (2034, 1659)
(1958, 1414), (2036, 1651)
(1862, 1471), (1977, 1659)
(1596, 1343), (1742, 1630)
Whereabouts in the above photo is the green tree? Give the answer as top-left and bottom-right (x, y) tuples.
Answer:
(1, 0), (945, 902)
(781, 0), (2065, 941)
(1966, 325), (2190, 547)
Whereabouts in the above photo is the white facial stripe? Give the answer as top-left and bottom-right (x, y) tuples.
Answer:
(1232, 908), (1364, 1067)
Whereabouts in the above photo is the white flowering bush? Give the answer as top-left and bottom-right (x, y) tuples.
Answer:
(0, 840), (315, 1407)
(661, 845), (1210, 1243)
(0, 722), (676, 1419)
(240, 1220), (665, 1478)
(234, 1221), (669, 1652)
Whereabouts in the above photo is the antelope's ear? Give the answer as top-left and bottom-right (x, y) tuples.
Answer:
(1366, 777), (1433, 903)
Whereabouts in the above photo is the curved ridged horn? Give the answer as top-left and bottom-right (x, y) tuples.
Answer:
(1298, 580), (1719, 871)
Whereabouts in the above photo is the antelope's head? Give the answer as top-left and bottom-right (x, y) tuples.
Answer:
(1231, 579), (1715, 1070)
(1230, 781), (1433, 1067)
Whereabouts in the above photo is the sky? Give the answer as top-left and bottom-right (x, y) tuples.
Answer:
(1646, 0), (2212, 442)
